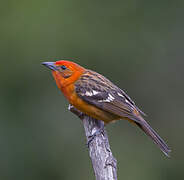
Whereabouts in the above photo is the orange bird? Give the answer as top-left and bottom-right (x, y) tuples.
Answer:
(42, 60), (171, 156)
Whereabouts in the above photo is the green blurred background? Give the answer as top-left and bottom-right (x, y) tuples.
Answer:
(0, 0), (183, 179)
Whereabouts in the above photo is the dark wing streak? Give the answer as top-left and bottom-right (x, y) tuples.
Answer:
(77, 91), (143, 124)
(118, 88), (147, 116)
(84, 71), (146, 116)
(75, 73), (144, 124)
(79, 91), (109, 104)
(102, 100), (144, 124)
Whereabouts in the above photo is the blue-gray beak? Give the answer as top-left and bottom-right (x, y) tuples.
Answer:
(42, 62), (57, 71)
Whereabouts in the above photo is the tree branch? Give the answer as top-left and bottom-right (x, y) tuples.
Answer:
(68, 104), (117, 180)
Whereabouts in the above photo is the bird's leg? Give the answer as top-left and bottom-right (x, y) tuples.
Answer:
(87, 120), (105, 147)
(68, 104), (86, 119)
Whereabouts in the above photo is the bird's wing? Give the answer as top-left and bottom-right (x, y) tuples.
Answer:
(75, 70), (171, 156)
(75, 70), (145, 123)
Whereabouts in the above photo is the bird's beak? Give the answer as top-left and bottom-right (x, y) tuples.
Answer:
(42, 62), (57, 71)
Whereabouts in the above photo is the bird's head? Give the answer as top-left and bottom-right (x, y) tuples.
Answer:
(42, 60), (85, 88)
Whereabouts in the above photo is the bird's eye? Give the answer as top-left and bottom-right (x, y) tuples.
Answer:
(61, 65), (67, 70)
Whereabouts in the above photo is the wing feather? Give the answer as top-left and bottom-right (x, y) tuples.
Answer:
(75, 70), (145, 123)
(75, 70), (171, 156)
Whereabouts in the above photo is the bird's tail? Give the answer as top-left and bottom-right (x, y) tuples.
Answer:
(135, 118), (171, 157)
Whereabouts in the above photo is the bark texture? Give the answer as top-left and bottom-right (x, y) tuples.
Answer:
(68, 104), (117, 180)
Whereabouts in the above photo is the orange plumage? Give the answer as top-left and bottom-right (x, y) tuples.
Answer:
(42, 60), (171, 156)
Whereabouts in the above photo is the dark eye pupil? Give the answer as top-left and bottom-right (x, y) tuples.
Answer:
(61, 65), (67, 70)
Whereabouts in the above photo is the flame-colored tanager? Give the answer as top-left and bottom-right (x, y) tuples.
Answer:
(42, 60), (170, 156)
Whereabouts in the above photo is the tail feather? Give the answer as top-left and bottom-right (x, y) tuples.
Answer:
(136, 120), (171, 157)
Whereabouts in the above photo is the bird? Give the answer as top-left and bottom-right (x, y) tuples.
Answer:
(42, 60), (171, 157)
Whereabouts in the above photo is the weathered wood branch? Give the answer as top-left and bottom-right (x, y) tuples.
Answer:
(68, 104), (117, 180)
